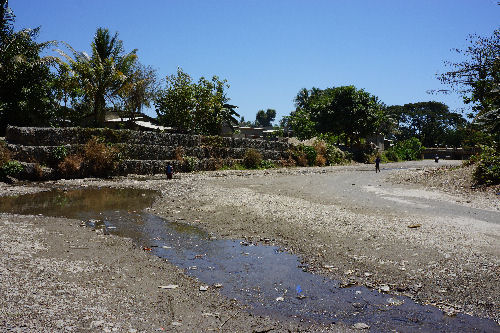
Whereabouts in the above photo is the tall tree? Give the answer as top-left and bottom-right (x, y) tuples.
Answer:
(118, 63), (159, 122)
(155, 68), (238, 135)
(0, 0), (57, 134)
(387, 102), (466, 147)
(289, 85), (386, 145)
(438, 29), (499, 118)
(255, 108), (276, 127)
(56, 28), (139, 127)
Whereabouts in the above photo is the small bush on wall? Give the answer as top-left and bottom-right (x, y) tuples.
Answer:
(57, 137), (120, 178)
(243, 148), (262, 169)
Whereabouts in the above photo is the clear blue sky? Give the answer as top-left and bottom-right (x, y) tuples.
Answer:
(10, 0), (500, 123)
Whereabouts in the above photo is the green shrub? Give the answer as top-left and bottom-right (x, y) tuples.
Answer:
(325, 145), (346, 165)
(53, 145), (69, 161)
(383, 149), (400, 162)
(302, 145), (317, 166)
(472, 146), (500, 185)
(391, 138), (424, 161)
(259, 160), (276, 169)
(0, 160), (23, 178)
(183, 156), (199, 172)
(243, 148), (263, 169)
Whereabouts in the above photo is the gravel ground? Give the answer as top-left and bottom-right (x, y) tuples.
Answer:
(0, 160), (499, 331)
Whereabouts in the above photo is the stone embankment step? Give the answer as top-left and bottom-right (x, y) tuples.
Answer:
(4, 126), (292, 177)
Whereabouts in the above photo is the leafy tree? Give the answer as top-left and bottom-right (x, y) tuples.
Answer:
(438, 29), (499, 145)
(388, 137), (424, 161)
(238, 116), (253, 127)
(285, 109), (317, 140)
(289, 85), (386, 145)
(0, 0), (58, 134)
(438, 29), (499, 119)
(118, 63), (159, 123)
(155, 68), (239, 135)
(255, 108), (276, 127)
(56, 28), (139, 127)
(387, 102), (467, 147)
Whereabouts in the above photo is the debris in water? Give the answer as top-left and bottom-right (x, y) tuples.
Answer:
(275, 296), (284, 302)
(387, 297), (404, 306)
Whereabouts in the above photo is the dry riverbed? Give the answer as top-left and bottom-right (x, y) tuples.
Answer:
(0, 160), (499, 331)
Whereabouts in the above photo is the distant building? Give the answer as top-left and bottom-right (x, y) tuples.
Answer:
(104, 111), (173, 131)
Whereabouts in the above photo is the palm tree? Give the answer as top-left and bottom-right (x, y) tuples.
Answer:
(56, 27), (138, 127)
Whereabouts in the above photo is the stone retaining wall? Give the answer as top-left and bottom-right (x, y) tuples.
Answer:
(5, 126), (293, 176)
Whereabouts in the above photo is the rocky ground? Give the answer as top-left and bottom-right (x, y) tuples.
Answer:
(0, 160), (499, 331)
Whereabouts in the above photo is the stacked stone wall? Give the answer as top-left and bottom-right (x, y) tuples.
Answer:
(5, 126), (293, 175)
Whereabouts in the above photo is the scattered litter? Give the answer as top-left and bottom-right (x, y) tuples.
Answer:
(443, 307), (458, 317)
(379, 285), (390, 292)
(142, 247), (152, 251)
(354, 322), (370, 329)
(387, 297), (404, 306)
(344, 270), (354, 275)
(171, 322), (182, 327)
(214, 283), (223, 288)
(408, 224), (421, 229)
(159, 285), (178, 289)
(199, 285), (209, 291)
(276, 296), (284, 302)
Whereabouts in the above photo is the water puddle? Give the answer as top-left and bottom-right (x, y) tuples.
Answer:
(0, 188), (497, 332)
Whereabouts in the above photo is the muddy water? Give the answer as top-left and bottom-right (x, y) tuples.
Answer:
(0, 188), (497, 332)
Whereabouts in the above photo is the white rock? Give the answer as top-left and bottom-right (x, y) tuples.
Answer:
(159, 284), (178, 289)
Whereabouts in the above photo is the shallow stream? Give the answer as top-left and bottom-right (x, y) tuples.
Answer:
(0, 187), (497, 332)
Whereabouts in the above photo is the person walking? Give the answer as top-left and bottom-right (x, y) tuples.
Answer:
(375, 155), (381, 173)
(166, 162), (173, 180)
